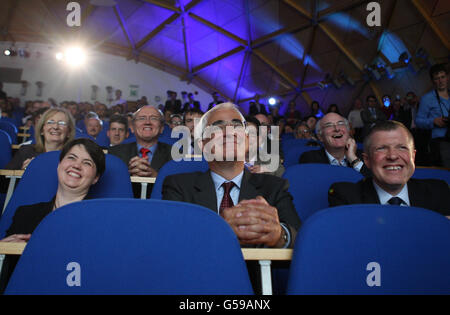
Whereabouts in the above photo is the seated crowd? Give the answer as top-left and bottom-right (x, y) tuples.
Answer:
(0, 64), (449, 293)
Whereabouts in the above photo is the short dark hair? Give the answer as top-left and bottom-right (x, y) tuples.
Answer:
(60, 138), (106, 177)
(363, 120), (414, 154)
(366, 94), (377, 102)
(109, 114), (128, 130)
(429, 63), (448, 80)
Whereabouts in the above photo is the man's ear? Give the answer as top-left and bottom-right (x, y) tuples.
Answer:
(362, 152), (370, 169)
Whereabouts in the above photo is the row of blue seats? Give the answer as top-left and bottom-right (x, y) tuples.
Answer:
(4, 199), (450, 294)
(1, 150), (449, 238)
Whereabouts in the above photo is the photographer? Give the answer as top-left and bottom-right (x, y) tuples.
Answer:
(416, 64), (450, 168)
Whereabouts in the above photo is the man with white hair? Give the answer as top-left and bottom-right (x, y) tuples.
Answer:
(299, 112), (371, 177)
(163, 103), (301, 249)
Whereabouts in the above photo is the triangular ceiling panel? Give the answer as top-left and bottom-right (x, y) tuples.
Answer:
(1, 0), (448, 107)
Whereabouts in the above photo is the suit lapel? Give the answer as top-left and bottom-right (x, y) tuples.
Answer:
(238, 170), (260, 202)
(407, 179), (427, 208)
(361, 179), (381, 204)
(193, 170), (218, 212)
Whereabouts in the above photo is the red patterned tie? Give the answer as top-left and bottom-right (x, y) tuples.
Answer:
(140, 148), (150, 159)
(219, 182), (235, 214)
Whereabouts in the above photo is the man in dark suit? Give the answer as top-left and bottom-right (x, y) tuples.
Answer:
(360, 94), (387, 139)
(207, 91), (224, 110)
(329, 120), (450, 216)
(164, 91), (182, 114)
(182, 93), (201, 112)
(299, 112), (371, 177)
(249, 94), (268, 116)
(163, 103), (301, 249)
(108, 105), (172, 178)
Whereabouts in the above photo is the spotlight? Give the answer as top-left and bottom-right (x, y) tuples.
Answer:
(3, 49), (11, 56)
(399, 52), (410, 64)
(268, 97), (277, 106)
(55, 52), (64, 61)
(64, 47), (86, 67)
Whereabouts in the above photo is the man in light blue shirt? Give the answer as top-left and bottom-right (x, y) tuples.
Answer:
(415, 64), (450, 167)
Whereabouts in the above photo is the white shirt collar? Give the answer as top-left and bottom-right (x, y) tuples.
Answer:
(372, 180), (410, 206)
(325, 149), (348, 166)
(210, 170), (244, 192)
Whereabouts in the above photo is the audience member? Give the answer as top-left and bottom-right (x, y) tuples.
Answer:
(328, 120), (450, 215)
(361, 94), (387, 139)
(168, 114), (183, 130)
(111, 89), (126, 107)
(347, 98), (364, 142)
(0, 138), (106, 293)
(284, 100), (302, 127)
(415, 63), (450, 168)
(107, 114), (129, 147)
(164, 91), (182, 114)
(182, 108), (203, 155)
(108, 105), (172, 178)
(249, 94), (268, 115)
(162, 102), (301, 249)
(250, 114), (285, 177)
(6, 108), (75, 170)
(326, 104), (341, 115)
(84, 112), (103, 140)
(310, 101), (324, 119)
(207, 91), (224, 110)
(182, 93), (201, 112)
(299, 113), (371, 177)
(381, 94), (394, 120)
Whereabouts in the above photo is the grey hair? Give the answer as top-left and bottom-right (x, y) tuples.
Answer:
(194, 102), (246, 141)
(132, 105), (165, 124)
(315, 114), (350, 136)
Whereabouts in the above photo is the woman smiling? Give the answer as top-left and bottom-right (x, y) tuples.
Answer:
(5, 108), (75, 170)
(0, 138), (105, 292)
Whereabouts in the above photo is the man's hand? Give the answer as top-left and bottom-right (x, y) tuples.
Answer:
(221, 196), (283, 247)
(1, 234), (31, 243)
(128, 156), (157, 177)
(434, 117), (448, 128)
(345, 137), (358, 162)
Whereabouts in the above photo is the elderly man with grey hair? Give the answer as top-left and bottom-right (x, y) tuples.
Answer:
(108, 105), (172, 179)
(163, 102), (301, 249)
(299, 112), (371, 177)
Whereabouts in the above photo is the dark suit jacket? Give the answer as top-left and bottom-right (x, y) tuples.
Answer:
(164, 100), (182, 114)
(360, 107), (387, 126)
(299, 148), (372, 178)
(328, 178), (450, 216)
(182, 101), (201, 112)
(107, 141), (173, 172)
(0, 199), (54, 293)
(5, 145), (41, 170)
(162, 169), (301, 248)
(249, 103), (268, 116)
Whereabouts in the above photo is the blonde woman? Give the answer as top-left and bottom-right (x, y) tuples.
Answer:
(5, 108), (75, 170)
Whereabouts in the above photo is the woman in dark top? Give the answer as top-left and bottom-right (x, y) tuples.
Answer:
(5, 107), (75, 170)
(0, 138), (105, 293)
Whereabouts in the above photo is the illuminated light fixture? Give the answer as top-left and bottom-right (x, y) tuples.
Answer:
(55, 52), (64, 61)
(399, 52), (410, 64)
(268, 97), (277, 106)
(385, 66), (395, 79)
(64, 47), (86, 67)
(3, 49), (11, 56)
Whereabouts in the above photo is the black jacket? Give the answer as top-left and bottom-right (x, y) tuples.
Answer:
(328, 177), (450, 216)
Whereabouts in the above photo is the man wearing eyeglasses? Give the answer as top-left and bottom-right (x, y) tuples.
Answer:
(299, 112), (371, 177)
(162, 103), (301, 250)
(108, 106), (172, 180)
